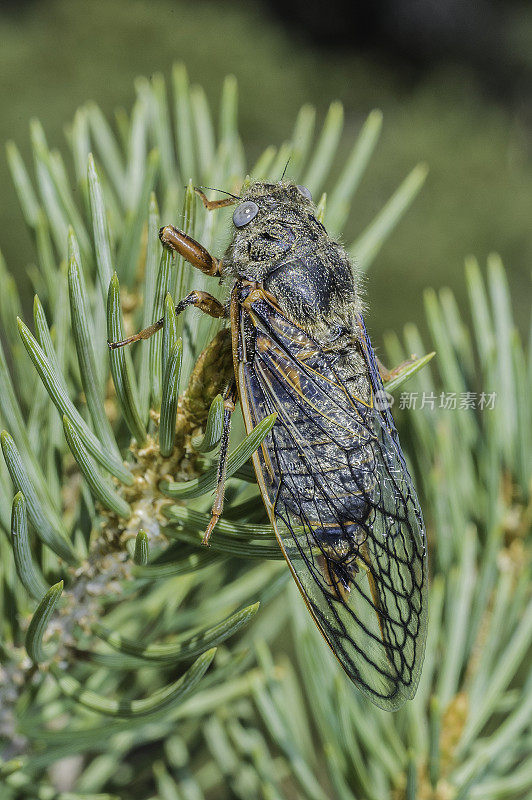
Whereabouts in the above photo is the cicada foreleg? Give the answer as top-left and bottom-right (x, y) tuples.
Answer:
(158, 184), (238, 271)
(202, 380), (238, 547)
(159, 225), (223, 276)
(108, 290), (225, 349)
(109, 220), (228, 350)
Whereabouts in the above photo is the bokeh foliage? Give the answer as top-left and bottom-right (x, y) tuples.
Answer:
(1, 0), (532, 341)
(0, 65), (530, 799)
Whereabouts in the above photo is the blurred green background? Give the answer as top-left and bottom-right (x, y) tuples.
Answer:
(1, 0), (531, 343)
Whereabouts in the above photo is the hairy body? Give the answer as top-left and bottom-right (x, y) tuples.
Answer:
(222, 182), (370, 404)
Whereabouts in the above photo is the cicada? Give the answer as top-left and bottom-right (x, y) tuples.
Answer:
(111, 181), (428, 710)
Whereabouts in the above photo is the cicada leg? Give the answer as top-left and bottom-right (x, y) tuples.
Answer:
(109, 219), (228, 350)
(377, 355), (416, 383)
(194, 188), (239, 211)
(202, 380), (238, 546)
(159, 225), (223, 276)
(111, 215), (240, 546)
(108, 290), (225, 349)
(159, 184), (238, 271)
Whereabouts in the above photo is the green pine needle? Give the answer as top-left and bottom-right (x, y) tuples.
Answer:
(0, 63), (529, 800)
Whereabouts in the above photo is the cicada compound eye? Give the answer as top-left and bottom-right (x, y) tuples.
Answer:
(233, 200), (259, 228)
(296, 185), (312, 201)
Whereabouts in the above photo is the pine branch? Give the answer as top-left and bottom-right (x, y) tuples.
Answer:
(0, 63), (529, 800)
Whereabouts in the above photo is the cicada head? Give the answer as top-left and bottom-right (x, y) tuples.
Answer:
(222, 181), (312, 278)
(223, 181), (363, 334)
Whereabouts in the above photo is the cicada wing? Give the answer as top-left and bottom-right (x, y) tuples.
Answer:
(237, 293), (427, 710)
(356, 313), (428, 693)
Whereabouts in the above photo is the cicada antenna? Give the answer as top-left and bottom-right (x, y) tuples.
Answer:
(195, 186), (242, 200)
(280, 157), (291, 181)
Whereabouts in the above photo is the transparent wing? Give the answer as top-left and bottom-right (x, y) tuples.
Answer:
(236, 290), (428, 710)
